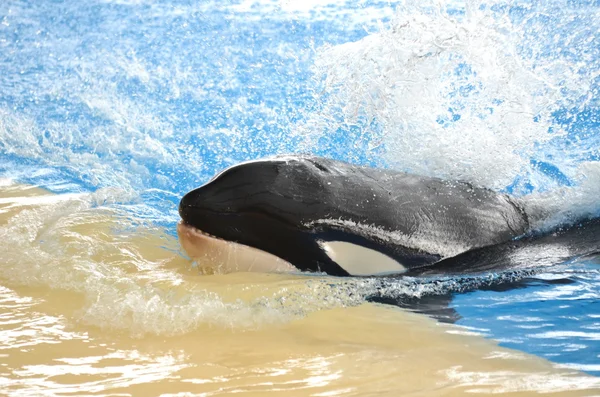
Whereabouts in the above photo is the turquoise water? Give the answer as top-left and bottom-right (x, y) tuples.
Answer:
(1, 0), (599, 375)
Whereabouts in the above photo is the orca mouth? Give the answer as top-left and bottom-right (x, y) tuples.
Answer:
(176, 221), (298, 274)
(178, 221), (224, 241)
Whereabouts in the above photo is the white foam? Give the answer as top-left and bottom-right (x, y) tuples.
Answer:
(523, 161), (600, 229)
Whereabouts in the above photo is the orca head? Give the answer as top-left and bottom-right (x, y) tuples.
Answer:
(178, 156), (414, 277)
(178, 156), (342, 275)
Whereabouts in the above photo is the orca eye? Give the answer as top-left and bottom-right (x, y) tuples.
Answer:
(304, 158), (329, 173)
(313, 163), (328, 172)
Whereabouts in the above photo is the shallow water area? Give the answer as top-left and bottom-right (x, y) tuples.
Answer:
(1, 184), (599, 396)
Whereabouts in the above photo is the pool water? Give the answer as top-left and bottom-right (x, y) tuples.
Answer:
(1, 0), (599, 394)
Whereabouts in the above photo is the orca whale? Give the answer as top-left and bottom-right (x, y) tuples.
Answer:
(178, 155), (534, 277)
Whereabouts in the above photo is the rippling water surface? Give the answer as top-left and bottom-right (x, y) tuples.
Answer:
(1, 0), (600, 395)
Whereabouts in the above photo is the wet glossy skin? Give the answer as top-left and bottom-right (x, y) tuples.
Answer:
(178, 155), (530, 276)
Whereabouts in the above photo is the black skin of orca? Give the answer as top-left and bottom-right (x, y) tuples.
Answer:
(406, 217), (600, 277)
(179, 155), (530, 276)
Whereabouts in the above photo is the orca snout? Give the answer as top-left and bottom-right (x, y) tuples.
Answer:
(179, 188), (201, 224)
(178, 184), (227, 227)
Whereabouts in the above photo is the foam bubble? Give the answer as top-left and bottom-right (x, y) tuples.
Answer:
(523, 161), (600, 229)
(307, 6), (586, 176)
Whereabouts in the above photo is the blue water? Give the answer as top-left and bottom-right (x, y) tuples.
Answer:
(454, 265), (600, 374)
(1, 0), (599, 375)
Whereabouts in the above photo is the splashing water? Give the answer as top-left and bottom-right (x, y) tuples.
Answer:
(301, 1), (600, 225)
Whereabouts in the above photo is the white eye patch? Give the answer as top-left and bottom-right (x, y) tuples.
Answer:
(318, 240), (406, 276)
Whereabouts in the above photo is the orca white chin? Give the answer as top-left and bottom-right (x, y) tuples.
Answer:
(176, 222), (297, 274)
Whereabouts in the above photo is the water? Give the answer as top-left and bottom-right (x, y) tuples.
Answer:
(1, 0), (600, 394)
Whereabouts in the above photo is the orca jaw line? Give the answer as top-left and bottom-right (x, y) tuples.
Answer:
(176, 222), (297, 274)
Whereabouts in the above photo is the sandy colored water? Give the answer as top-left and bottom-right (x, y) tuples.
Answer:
(0, 182), (598, 396)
